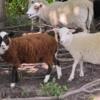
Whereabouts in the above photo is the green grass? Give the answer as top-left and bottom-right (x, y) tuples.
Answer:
(40, 79), (68, 96)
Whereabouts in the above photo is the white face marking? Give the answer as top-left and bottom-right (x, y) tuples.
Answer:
(0, 42), (9, 54)
(27, 2), (42, 18)
(0, 31), (9, 55)
(0, 31), (8, 38)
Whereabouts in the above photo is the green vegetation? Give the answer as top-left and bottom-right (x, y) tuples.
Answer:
(6, 0), (28, 16)
(6, 0), (54, 26)
(40, 79), (68, 96)
(47, 0), (55, 3)
(6, 0), (29, 26)
(6, 0), (54, 16)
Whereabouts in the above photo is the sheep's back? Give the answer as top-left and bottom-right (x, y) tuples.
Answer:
(69, 33), (100, 64)
(10, 34), (57, 64)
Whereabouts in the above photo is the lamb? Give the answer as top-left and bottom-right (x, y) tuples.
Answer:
(27, 0), (93, 32)
(0, 31), (62, 88)
(56, 27), (100, 81)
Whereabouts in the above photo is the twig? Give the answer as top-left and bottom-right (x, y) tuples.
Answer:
(0, 24), (31, 30)
(57, 58), (73, 62)
(39, 23), (53, 28)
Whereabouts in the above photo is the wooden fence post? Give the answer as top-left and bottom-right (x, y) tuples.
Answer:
(0, 0), (6, 28)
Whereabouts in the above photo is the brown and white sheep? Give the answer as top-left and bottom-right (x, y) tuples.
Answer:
(0, 31), (62, 88)
(27, 0), (93, 32)
(56, 27), (100, 81)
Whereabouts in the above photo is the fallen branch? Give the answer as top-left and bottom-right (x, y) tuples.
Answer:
(83, 88), (100, 93)
(59, 79), (100, 99)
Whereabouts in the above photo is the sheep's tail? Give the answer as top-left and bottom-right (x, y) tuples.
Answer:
(86, 2), (94, 31)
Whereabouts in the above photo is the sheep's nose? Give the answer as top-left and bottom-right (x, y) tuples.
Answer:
(60, 40), (62, 43)
(1, 45), (5, 49)
(60, 41), (63, 44)
(27, 13), (32, 17)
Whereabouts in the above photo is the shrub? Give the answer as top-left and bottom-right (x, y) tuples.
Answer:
(5, 0), (54, 26)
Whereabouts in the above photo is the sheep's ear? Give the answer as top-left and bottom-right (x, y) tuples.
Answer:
(52, 28), (59, 34)
(8, 32), (15, 37)
(34, 2), (43, 10)
(74, 27), (83, 33)
(69, 29), (76, 33)
(31, 0), (35, 4)
(39, 3), (43, 8)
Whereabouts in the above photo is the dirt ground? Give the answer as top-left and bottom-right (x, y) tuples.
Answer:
(0, 18), (100, 100)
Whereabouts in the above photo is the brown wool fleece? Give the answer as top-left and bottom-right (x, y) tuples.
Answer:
(2, 33), (57, 68)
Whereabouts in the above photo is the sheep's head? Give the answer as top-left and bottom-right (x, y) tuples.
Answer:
(27, 0), (47, 19)
(0, 31), (10, 55)
(56, 27), (75, 45)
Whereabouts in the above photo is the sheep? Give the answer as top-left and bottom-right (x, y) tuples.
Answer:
(28, 0), (49, 31)
(26, 0), (93, 32)
(0, 31), (62, 88)
(56, 27), (100, 81)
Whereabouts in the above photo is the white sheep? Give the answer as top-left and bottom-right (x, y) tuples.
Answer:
(27, 0), (93, 32)
(28, 0), (49, 31)
(56, 27), (100, 81)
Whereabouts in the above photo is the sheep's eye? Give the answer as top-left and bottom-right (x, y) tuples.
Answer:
(4, 35), (7, 39)
(34, 5), (39, 10)
(31, 0), (34, 4)
(0, 37), (2, 44)
(3, 35), (9, 45)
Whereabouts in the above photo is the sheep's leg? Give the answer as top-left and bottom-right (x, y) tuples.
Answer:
(38, 18), (43, 33)
(31, 19), (34, 31)
(55, 52), (62, 79)
(44, 65), (52, 83)
(56, 65), (62, 79)
(79, 60), (84, 77)
(68, 60), (79, 81)
(81, 23), (89, 33)
(54, 56), (62, 79)
(10, 66), (19, 88)
(39, 19), (42, 33)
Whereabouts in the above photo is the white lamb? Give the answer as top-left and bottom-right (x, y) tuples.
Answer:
(27, 0), (93, 32)
(56, 27), (100, 81)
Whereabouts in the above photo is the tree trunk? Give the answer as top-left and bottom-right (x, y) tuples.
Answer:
(0, 0), (6, 28)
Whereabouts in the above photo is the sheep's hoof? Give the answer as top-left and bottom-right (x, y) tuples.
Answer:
(57, 73), (62, 79)
(79, 73), (84, 77)
(10, 83), (16, 88)
(68, 77), (74, 82)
